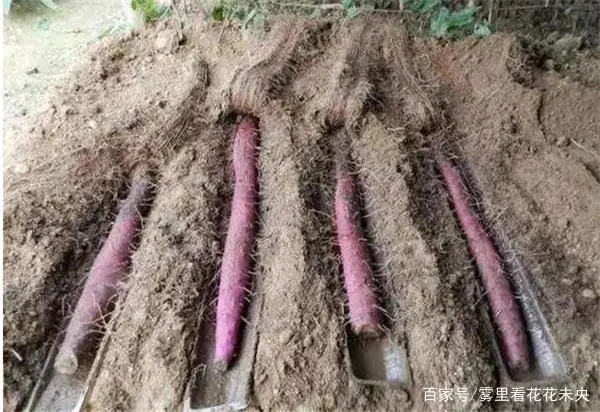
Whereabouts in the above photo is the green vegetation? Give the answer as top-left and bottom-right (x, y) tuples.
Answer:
(210, 0), (265, 27)
(341, 0), (393, 18)
(4, 0), (58, 15)
(3, 0), (491, 39)
(207, 1), (491, 39)
(131, 0), (169, 23)
(3, 0), (168, 21)
(406, 0), (491, 39)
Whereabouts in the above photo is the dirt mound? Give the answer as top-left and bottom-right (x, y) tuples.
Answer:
(3, 16), (599, 412)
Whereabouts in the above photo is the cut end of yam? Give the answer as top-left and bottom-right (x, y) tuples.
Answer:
(354, 323), (384, 339)
(507, 357), (531, 377)
(54, 347), (79, 376)
(214, 360), (229, 373)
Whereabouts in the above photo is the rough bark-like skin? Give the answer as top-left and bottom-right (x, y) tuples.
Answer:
(334, 159), (382, 337)
(437, 154), (531, 374)
(214, 117), (260, 367)
(54, 177), (151, 374)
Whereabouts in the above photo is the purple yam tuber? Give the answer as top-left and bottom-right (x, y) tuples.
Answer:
(436, 152), (531, 374)
(214, 118), (260, 368)
(54, 177), (151, 375)
(335, 151), (382, 338)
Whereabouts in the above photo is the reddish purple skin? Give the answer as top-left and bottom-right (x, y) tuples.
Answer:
(59, 179), (149, 363)
(335, 166), (382, 337)
(437, 156), (531, 373)
(214, 118), (259, 367)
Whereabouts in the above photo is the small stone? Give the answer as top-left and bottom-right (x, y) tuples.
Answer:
(277, 359), (286, 375)
(158, 100), (167, 108)
(63, 106), (75, 116)
(15, 164), (30, 174)
(557, 217), (571, 230)
(278, 329), (293, 345)
(26, 67), (39, 75)
(582, 289), (597, 299)
(302, 335), (312, 348)
(256, 372), (267, 385)
(155, 29), (178, 53)
(556, 136), (569, 147)
(547, 31), (560, 44)
(196, 9), (208, 24)
(324, 394), (335, 409)
(551, 35), (582, 64)
(126, 117), (139, 130)
(559, 218), (571, 230)
(543, 59), (555, 71)
(562, 277), (575, 286)
(440, 322), (449, 337)
(88, 120), (98, 129)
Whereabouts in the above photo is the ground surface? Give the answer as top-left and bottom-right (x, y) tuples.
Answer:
(3, 0), (133, 160)
(3, 5), (600, 412)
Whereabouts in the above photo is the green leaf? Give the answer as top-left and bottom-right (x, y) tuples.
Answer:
(409, 0), (489, 40)
(430, 6), (450, 38)
(409, 0), (441, 14)
(211, 6), (224, 21)
(346, 5), (360, 19)
(253, 11), (265, 26)
(473, 21), (492, 37)
(35, 17), (51, 30)
(445, 5), (476, 27)
(242, 8), (257, 27)
(342, 0), (355, 10)
(376, 0), (393, 8)
(431, 5), (481, 39)
(39, 0), (58, 10)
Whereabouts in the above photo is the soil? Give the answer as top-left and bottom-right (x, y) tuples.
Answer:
(2, 0), (130, 160)
(490, 0), (600, 47)
(3, 14), (600, 412)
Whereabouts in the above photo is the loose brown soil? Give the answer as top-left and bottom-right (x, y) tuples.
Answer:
(491, 0), (600, 47)
(3, 15), (599, 412)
